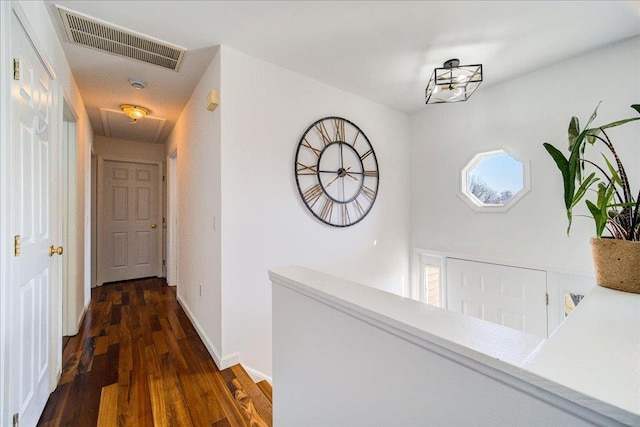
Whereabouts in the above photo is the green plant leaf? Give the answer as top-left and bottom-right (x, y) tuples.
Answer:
(593, 183), (614, 237)
(568, 132), (583, 186)
(585, 128), (601, 145)
(631, 104), (640, 115)
(543, 143), (573, 209)
(571, 172), (598, 208)
(601, 154), (622, 186)
(568, 116), (580, 149)
(584, 102), (601, 130)
(586, 200), (606, 237)
(594, 116), (640, 131)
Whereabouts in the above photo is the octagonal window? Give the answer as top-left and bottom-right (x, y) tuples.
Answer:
(460, 150), (529, 212)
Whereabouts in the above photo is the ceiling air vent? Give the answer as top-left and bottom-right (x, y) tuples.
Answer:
(55, 5), (185, 71)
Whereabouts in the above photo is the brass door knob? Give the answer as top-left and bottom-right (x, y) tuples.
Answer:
(151, 223), (157, 229)
(49, 245), (63, 256)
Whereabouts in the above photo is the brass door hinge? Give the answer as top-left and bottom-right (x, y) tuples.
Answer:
(12, 413), (18, 427)
(14, 235), (20, 257)
(545, 293), (549, 306)
(162, 260), (166, 267)
(13, 58), (20, 80)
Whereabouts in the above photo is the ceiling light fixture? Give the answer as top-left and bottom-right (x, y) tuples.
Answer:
(120, 104), (149, 122)
(425, 59), (483, 104)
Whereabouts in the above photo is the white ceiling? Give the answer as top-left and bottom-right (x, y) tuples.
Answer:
(46, 1), (640, 143)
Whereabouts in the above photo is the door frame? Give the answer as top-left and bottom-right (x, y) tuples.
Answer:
(96, 156), (163, 286)
(0, 3), (11, 422)
(167, 150), (178, 286)
(61, 98), (79, 336)
(1, 1), (63, 422)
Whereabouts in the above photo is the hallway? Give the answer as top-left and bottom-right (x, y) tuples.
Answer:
(37, 278), (272, 426)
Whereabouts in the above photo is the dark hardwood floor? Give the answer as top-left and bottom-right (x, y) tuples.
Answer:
(38, 277), (272, 426)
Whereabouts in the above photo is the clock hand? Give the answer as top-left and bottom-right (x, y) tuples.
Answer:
(344, 168), (363, 181)
(340, 142), (344, 169)
(325, 166), (352, 187)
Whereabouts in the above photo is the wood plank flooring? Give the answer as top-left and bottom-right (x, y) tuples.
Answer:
(38, 277), (272, 426)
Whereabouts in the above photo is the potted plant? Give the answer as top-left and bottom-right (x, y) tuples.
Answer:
(543, 103), (640, 293)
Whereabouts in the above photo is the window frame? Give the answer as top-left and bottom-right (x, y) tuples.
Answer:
(459, 149), (531, 212)
(412, 249), (446, 308)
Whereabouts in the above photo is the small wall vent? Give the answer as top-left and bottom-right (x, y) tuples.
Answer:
(55, 5), (185, 71)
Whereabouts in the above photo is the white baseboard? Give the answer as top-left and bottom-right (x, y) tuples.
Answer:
(243, 365), (272, 384)
(176, 294), (239, 370)
(76, 304), (87, 330)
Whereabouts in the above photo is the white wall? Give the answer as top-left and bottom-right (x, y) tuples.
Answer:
(94, 135), (165, 162)
(165, 48), (223, 361)
(166, 45), (411, 380)
(410, 37), (640, 275)
(219, 47), (411, 379)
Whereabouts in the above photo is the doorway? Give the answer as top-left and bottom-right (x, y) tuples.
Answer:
(97, 159), (162, 284)
(5, 9), (60, 426)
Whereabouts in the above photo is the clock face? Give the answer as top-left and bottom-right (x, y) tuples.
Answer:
(295, 117), (379, 227)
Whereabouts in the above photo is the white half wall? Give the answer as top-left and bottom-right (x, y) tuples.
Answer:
(219, 46), (411, 379)
(410, 36), (640, 275)
(270, 266), (632, 426)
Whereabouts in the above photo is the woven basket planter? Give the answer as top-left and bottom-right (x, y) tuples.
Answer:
(590, 237), (640, 294)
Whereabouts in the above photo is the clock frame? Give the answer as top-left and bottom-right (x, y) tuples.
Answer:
(294, 116), (379, 227)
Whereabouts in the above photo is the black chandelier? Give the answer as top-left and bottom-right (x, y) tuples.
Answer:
(425, 59), (483, 104)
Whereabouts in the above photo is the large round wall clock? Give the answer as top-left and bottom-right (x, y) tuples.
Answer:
(294, 116), (379, 227)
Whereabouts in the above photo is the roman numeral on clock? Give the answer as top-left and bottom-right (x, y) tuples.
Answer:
(362, 185), (376, 202)
(296, 162), (318, 175)
(335, 118), (345, 142)
(302, 184), (323, 207)
(341, 203), (350, 226)
(320, 198), (334, 221)
(301, 138), (321, 157)
(351, 130), (360, 147)
(315, 121), (333, 146)
(360, 149), (373, 161)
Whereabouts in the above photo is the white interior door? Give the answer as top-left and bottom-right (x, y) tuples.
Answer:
(9, 13), (57, 426)
(101, 160), (159, 283)
(446, 258), (548, 338)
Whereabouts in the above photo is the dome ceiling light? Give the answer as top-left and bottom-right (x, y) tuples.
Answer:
(425, 59), (483, 104)
(120, 104), (149, 122)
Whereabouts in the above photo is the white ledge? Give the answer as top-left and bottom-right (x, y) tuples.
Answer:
(269, 265), (640, 426)
(523, 285), (640, 419)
